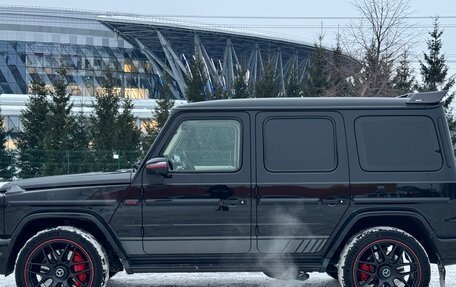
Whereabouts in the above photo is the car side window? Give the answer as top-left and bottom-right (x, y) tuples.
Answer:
(355, 116), (442, 172)
(162, 119), (241, 172)
(263, 117), (337, 172)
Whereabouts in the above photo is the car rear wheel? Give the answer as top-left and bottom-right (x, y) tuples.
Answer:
(337, 226), (430, 287)
(15, 226), (109, 287)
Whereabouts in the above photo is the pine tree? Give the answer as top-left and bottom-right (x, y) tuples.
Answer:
(91, 70), (120, 171)
(68, 111), (91, 174)
(419, 17), (456, 148)
(153, 99), (175, 129)
(356, 40), (394, 97)
(419, 18), (455, 105)
(328, 34), (353, 97)
(232, 68), (250, 99)
(255, 60), (280, 98)
(155, 72), (175, 129)
(143, 71), (175, 151)
(286, 65), (302, 97)
(304, 34), (331, 97)
(392, 50), (416, 95)
(44, 66), (74, 176)
(116, 98), (141, 168)
(0, 111), (11, 181)
(17, 79), (49, 178)
(186, 57), (207, 102)
(212, 84), (226, 100)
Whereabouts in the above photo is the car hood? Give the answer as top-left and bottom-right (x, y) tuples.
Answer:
(0, 171), (132, 193)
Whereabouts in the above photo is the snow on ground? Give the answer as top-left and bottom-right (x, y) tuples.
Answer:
(0, 265), (454, 286)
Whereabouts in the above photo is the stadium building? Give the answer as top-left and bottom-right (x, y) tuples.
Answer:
(0, 6), (341, 147)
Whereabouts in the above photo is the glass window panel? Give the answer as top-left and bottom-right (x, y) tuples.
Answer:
(163, 120), (242, 172)
(355, 116), (442, 172)
(263, 118), (337, 172)
(52, 34), (60, 43)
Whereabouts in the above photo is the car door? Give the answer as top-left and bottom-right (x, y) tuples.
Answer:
(142, 112), (252, 254)
(255, 111), (349, 254)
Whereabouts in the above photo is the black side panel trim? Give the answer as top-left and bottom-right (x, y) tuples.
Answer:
(7, 200), (118, 206)
(353, 198), (450, 204)
(126, 255), (323, 273)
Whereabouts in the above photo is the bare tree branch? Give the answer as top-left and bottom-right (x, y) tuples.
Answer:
(343, 0), (417, 97)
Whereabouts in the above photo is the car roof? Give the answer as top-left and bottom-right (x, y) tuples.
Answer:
(174, 97), (439, 111)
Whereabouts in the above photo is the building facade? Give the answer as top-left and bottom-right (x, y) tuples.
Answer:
(0, 6), (321, 100)
(1, 6), (353, 148)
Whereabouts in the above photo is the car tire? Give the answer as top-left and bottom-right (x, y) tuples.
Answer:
(15, 226), (109, 287)
(337, 226), (430, 287)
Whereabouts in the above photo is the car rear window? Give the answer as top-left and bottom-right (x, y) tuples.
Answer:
(355, 116), (442, 172)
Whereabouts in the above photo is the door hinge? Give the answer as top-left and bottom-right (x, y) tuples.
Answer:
(255, 226), (259, 237)
(140, 185), (144, 197)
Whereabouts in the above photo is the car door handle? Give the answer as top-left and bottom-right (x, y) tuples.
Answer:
(222, 197), (245, 207)
(323, 199), (345, 206)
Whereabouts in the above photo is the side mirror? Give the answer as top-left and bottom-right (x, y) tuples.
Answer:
(145, 157), (170, 176)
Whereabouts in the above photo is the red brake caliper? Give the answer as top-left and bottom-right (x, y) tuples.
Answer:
(73, 251), (88, 286)
(359, 263), (374, 281)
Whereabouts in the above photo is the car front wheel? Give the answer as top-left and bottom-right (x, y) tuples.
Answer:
(337, 226), (430, 287)
(15, 226), (109, 287)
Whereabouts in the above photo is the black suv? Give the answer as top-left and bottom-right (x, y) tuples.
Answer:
(1, 91), (455, 287)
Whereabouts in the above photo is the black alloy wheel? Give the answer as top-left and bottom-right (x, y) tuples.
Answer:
(24, 238), (93, 286)
(16, 227), (109, 287)
(338, 227), (430, 287)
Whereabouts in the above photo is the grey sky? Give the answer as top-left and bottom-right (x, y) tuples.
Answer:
(2, 0), (456, 75)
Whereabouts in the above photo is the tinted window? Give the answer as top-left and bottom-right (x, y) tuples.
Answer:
(355, 116), (442, 172)
(163, 120), (241, 172)
(263, 118), (336, 172)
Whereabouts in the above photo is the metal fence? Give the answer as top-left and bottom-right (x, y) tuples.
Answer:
(0, 149), (143, 180)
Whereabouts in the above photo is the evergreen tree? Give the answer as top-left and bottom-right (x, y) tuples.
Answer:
(91, 70), (120, 171)
(68, 111), (91, 174)
(212, 84), (226, 100)
(304, 34), (331, 97)
(17, 79), (49, 178)
(0, 112), (11, 180)
(155, 72), (175, 129)
(328, 34), (353, 97)
(392, 50), (416, 95)
(419, 17), (456, 147)
(153, 99), (175, 129)
(286, 65), (302, 97)
(116, 98), (141, 168)
(255, 60), (280, 98)
(186, 57), (207, 102)
(232, 68), (250, 99)
(43, 66), (74, 176)
(143, 71), (175, 151)
(419, 18), (455, 106)
(356, 40), (394, 97)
